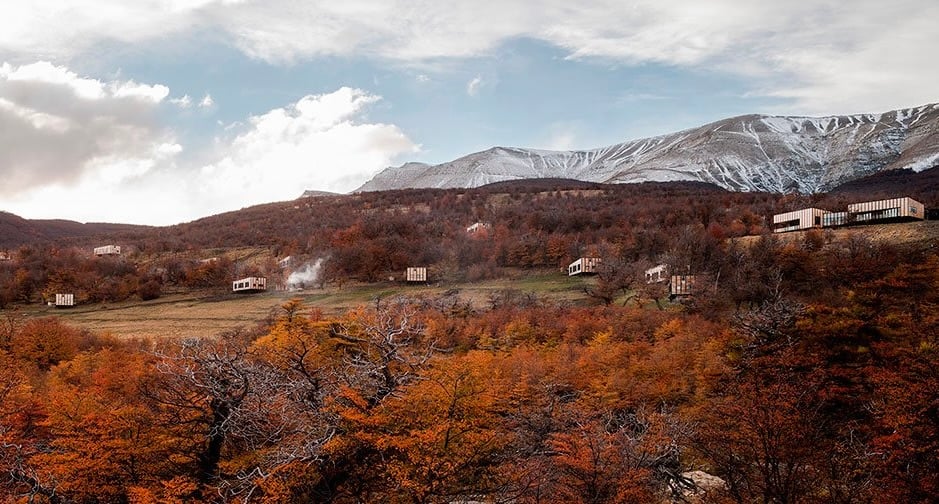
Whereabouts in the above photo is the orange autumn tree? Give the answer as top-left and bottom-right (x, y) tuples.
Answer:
(146, 328), (326, 501)
(33, 348), (174, 502)
(0, 348), (51, 501)
(546, 407), (696, 503)
(352, 351), (510, 503)
(9, 317), (79, 371)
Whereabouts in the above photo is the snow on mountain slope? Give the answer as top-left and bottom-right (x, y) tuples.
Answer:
(356, 104), (939, 194)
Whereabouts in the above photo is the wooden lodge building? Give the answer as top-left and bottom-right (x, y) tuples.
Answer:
(773, 196), (925, 233)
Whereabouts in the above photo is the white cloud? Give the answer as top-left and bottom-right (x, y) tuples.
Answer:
(3, 1), (934, 115)
(171, 94), (193, 108)
(466, 75), (483, 97)
(0, 61), (415, 224)
(0, 61), (174, 197)
(197, 87), (417, 212)
(199, 94), (214, 108)
(617, 92), (671, 104)
(3, 82), (417, 225)
(540, 121), (587, 151)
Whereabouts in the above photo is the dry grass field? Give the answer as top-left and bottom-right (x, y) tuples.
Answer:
(24, 271), (593, 340)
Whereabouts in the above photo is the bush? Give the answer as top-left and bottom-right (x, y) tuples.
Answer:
(138, 279), (162, 301)
(11, 317), (80, 370)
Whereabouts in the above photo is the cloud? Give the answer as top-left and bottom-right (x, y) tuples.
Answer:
(3, 2), (934, 115)
(2, 78), (418, 224)
(541, 121), (586, 151)
(0, 60), (414, 224)
(617, 92), (671, 104)
(466, 75), (483, 97)
(0, 1), (213, 60)
(0, 61), (174, 196)
(171, 94), (193, 108)
(199, 94), (214, 108)
(196, 87), (418, 213)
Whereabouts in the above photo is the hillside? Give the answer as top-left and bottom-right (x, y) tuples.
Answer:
(359, 104), (939, 194)
(22, 218), (939, 339)
(0, 211), (150, 248)
(4, 180), (938, 502)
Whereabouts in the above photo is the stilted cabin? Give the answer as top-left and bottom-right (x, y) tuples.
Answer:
(55, 293), (75, 308)
(669, 275), (695, 299)
(772, 208), (829, 233)
(568, 257), (601, 276)
(232, 277), (267, 293)
(406, 267), (427, 283)
(94, 245), (121, 256)
(645, 264), (668, 284)
(466, 222), (491, 234)
(847, 197), (924, 223)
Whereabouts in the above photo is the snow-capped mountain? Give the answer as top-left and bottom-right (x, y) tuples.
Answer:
(357, 104), (939, 194)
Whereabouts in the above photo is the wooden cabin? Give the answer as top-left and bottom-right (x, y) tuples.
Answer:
(669, 275), (696, 299)
(466, 222), (491, 234)
(645, 264), (668, 284)
(772, 208), (829, 233)
(232, 277), (267, 293)
(406, 267), (427, 283)
(568, 257), (601, 276)
(55, 293), (75, 308)
(94, 245), (121, 256)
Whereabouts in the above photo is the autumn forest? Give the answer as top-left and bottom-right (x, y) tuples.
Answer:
(1, 174), (938, 503)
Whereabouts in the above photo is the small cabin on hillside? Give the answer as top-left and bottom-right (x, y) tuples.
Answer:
(0, 251), (11, 261)
(232, 277), (267, 293)
(645, 264), (668, 284)
(568, 257), (601, 276)
(55, 293), (75, 308)
(669, 275), (696, 300)
(94, 245), (121, 256)
(466, 222), (491, 234)
(406, 267), (428, 283)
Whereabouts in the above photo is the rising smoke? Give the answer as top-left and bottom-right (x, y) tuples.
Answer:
(286, 258), (324, 290)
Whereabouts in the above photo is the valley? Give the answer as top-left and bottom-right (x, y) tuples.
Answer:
(13, 219), (939, 339)
(20, 270), (595, 339)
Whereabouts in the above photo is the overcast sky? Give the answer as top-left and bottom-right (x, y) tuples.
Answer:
(1, 1), (937, 225)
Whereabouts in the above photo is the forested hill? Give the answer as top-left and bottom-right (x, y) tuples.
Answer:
(0, 211), (149, 248)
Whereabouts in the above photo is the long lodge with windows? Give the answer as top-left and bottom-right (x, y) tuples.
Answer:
(772, 196), (925, 233)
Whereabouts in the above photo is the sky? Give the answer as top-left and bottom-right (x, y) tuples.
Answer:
(1, 1), (937, 225)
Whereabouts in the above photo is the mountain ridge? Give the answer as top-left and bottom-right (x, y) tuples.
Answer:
(357, 104), (939, 194)
(0, 211), (150, 249)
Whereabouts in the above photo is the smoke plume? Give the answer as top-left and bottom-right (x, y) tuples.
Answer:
(287, 258), (324, 289)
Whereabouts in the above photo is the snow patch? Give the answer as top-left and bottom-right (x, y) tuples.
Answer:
(901, 153), (939, 172)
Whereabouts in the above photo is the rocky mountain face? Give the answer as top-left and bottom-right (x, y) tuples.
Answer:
(357, 104), (939, 194)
